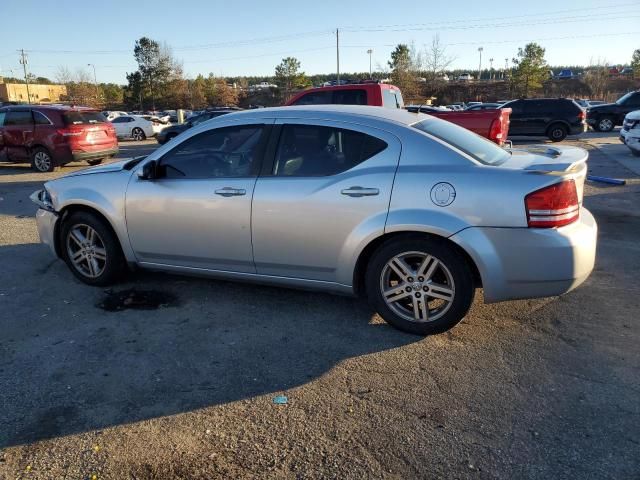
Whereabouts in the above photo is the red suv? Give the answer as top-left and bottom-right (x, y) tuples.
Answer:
(286, 82), (404, 108)
(0, 105), (118, 172)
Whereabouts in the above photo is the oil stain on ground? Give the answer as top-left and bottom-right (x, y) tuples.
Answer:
(97, 289), (178, 312)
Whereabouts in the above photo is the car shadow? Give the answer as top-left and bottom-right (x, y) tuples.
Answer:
(0, 242), (419, 448)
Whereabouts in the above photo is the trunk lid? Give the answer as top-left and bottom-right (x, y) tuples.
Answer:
(501, 145), (588, 203)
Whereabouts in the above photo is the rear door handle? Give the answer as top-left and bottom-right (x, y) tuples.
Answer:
(341, 186), (379, 197)
(215, 187), (246, 197)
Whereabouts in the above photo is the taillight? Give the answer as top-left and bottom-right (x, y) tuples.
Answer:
(578, 110), (586, 121)
(525, 180), (580, 228)
(489, 118), (503, 144)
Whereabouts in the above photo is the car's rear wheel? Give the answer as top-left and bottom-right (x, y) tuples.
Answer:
(132, 127), (146, 141)
(547, 123), (568, 142)
(30, 147), (58, 173)
(87, 158), (104, 166)
(596, 117), (614, 132)
(61, 211), (125, 286)
(365, 236), (475, 335)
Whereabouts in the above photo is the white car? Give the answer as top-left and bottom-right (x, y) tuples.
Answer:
(457, 73), (473, 81)
(620, 110), (640, 157)
(102, 110), (128, 122)
(110, 115), (156, 141)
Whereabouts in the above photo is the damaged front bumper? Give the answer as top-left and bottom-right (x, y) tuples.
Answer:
(30, 189), (59, 257)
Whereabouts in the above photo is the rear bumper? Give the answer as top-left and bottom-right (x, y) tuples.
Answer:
(71, 147), (119, 162)
(450, 208), (597, 303)
(35, 208), (60, 258)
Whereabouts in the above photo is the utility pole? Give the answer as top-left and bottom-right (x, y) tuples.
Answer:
(18, 49), (31, 104)
(367, 49), (373, 79)
(87, 63), (99, 104)
(504, 58), (509, 80)
(477, 47), (483, 81)
(489, 57), (494, 81)
(336, 28), (340, 84)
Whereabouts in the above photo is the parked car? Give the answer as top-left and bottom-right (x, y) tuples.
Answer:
(30, 105), (597, 335)
(102, 110), (128, 122)
(156, 109), (240, 144)
(110, 115), (156, 141)
(465, 103), (503, 110)
(620, 67), (634, 77)
(0, 105), (118, 172)
(555, 69), (575, 80)
(288, 84), (510, 144)
(586, 91), (640, 132)
(500, 98), (586, 141)
(620, 110), (640, 156)
(286, 83), (404, 109)
(457, 73), (473, 81)
(405, 105), (451, 113)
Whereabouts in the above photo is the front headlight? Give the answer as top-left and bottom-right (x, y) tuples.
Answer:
(30, 188), (55, 212)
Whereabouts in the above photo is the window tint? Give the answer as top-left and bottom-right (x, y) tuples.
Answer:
(273, 124), (387, 176)
(4, 111), (33, 126)
(503, 100), (524, 114)
(413, 118), (510, 166)
(333, 89), (367, 105)
(292, 91), (332, 105)
(160, 125), (264, 179)
(624, 93), (640, 107)
(111, 116), (128, 123)
(63, 111), (106, 125)
(0, 111), (5, 127)
(33, 111), (52, 125)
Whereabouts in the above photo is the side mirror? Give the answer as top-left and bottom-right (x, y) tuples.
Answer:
(138, 160), (157, 180)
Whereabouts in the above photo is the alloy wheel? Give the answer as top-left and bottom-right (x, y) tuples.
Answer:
(598, 118), (613, 131)
(34, 151), (52, 172)
(379, 251), (455, 323)
(132, 128), (144, 141)
(66, 224), (107, 278)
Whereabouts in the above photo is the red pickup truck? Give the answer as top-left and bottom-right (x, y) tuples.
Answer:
(286, 83), (511, 145)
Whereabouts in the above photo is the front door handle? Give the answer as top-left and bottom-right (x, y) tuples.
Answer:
(215, 187), (246, 197)
(341, 186), (379, 197)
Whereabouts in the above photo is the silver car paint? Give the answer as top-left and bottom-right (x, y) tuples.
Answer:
(36, 105), (597, 302)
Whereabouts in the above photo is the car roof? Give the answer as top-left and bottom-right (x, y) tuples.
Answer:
(220, 105), (426, 127)
(0, 104), (97, 112)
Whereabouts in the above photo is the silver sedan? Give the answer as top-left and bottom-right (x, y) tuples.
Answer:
(31, 106), (597, 335)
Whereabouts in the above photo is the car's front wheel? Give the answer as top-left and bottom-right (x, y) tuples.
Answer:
(547, 123), (568, 142)
(366, 236), (475, 335)
(61, 211), (126, 286)
(132, 127), (146, 141)
(596, 117), (614, 132)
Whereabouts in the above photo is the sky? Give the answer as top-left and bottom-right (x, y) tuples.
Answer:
(0, 0), (638, 84)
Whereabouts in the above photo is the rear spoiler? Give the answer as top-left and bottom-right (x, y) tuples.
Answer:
(522, 146), (588, 173)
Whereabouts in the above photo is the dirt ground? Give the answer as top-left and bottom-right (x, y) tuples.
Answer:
(0, 134), (639, 479)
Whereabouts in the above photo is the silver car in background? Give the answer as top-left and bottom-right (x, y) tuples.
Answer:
(31, 106), (597, 335)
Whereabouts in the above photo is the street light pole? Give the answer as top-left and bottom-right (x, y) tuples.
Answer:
(477, 47), (483, 81)
(87, 63), (99, 104)
(489, 57), (494, 81)
(504, 58), (509, 79)
(367, 49), (373, 79)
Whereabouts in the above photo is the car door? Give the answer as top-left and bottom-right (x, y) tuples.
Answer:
(2, 109), (34, 161)
(125, 122), (271, 272)
(251, 119), (401, 283)
(110, 116), (130, 137)
(504, 100), (527, 135)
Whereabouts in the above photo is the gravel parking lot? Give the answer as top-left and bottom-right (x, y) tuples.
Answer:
(1, 134), (639, 479)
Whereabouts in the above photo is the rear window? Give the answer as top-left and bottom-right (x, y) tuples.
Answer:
(292, 91), (332, 106)
(382, 89), (404, 109)
(413, 118), (510, 166)
(63, 111), (106, 125)
(333, 89), (367, 105)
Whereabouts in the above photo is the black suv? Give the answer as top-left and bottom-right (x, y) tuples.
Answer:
(500, 98), (586, 142)
(587, 91), (640, 132)
(156, 108), (241, 144)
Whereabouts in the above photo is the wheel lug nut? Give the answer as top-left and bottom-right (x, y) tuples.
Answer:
(415, 292), (421, 298)
(418, 276), (424, 282)
(407, 277), (414, 282)
(405, 287), (412, 292)
(423, 286), (429, 291)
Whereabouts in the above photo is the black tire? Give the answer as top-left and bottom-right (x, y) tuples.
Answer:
(547, 123), (568, 142)
(365, 235), (475, 335)
(30, 147), (58, 172)
(87, 158), (104, 166)
(132, 127), (146, 141)
(595, 116), (615, 132)
(60, 211), (126, 286)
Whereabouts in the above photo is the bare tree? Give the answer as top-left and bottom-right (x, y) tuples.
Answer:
(584, 57), (610, 100)
(424, 35), (454, 83)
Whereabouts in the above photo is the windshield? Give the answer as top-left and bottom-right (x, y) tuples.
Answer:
(63, 111), (106, 125)
(616, 92), (635, 105)
(413, 118), (510, 166)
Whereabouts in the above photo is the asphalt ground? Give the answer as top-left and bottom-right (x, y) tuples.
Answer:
(0, 132), (638, 479)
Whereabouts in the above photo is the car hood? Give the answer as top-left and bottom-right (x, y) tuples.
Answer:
(625, 110), (640, 120)
(60, 159), (132, 178)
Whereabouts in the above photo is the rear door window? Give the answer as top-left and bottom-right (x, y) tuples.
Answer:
(4, 110), (33, 126)
(0, 111), (6, 126)
(273, 124), (388, 176)
(63, 111), (106, 125)
(33, 111), (52, 125)
(333, 89), (367, 105)
(292, 91), (332, 105)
